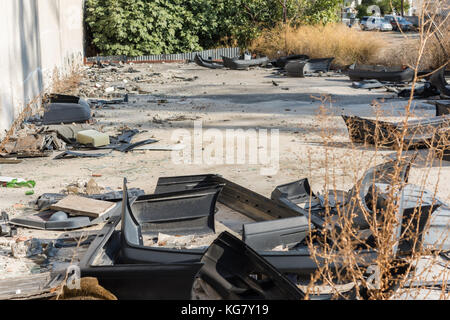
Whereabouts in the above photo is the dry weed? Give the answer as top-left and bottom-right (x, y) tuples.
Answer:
(249, 23), (386, 67)
(300, 2), (449, 300)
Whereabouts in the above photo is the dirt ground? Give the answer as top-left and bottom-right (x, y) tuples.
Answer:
(1, 61), (447, 210)
(0, 61), (448, 298)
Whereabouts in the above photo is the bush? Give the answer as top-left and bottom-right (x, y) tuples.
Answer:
(85, 0), (343, 56)
(85, 0), (203, 56)
(248, 23), (387, 67)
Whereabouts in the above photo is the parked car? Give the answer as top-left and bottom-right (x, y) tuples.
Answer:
(384, 15), (414, 31)
(360, 16), (393, 31)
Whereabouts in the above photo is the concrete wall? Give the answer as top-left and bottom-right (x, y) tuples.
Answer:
(0, 0), (84, 139)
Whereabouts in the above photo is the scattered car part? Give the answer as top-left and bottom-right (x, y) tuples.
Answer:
(398, 82), (441, 98)
(152, 174), (379, 275)
(155, 174), (304, 221)
(342, 160), (412, 231)
(352, 79), (385, 89)
(9, 202), (121, 231)
(119, 184), (224, 264)
(347, 64), (414, 82)
(79, 201), (203, 299)
(272, 160), (412, 231)
(285, 58), (334, 77)
(429, 65), (450, 97)
(271, 178), (325, 229)
(342, 114), (450, 149)
(397, 184), (442, 253)
(42, 102), (91, 125)
(436, 101), (450, 116)
(0, 212), (16, 237)
(242, 216), (309, 251)
(194, 54), (224, 69)
(53, 150), (112, 160)
(222, 56), (269, 70)
(47, 94), (90, 107)
(35, 188), (145, 211)
(271, 54), (309, 69)
(194, 231), (305, 300)
(127, 184), (224, 236)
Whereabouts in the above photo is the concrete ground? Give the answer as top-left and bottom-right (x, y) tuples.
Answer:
(1, 62), (447, 209)
(0, 62), (448, 298)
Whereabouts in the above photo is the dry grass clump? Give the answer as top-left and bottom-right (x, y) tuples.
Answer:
(380, 27), (449, 70)
(249, 23), (386, 67)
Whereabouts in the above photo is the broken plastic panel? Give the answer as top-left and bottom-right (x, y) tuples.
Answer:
(194, 54), (224, 69)
(78, 203), (202, 300)
(285, 58), (334, 77)
(242, 216), (309, 251)
(129, 185), (224, 236)
(195, 231), (305, 300)
(119, 182), (224, 264)
(222, 56), (269, 70)
(271, 54), (309, 69)
(347, 64), (414, 82)
(138, 175), (379, 275)
(271, 178), (326, 229)
(43, 100), (91, 125)
(436, 101), (450, 116)
(395, 184), (442, 253)
(47, 94), (89, 106)
(430, 65), (450, 97)
(155, 174), (304, 222)
(342, 114), (450, 149)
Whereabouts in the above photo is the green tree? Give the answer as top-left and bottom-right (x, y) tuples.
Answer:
(85, 0), (344, 56)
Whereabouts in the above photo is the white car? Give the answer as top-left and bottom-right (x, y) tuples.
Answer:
(360, 16), (393, 31)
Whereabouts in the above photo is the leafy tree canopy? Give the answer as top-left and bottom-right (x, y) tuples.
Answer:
(85, 0), (343, 56)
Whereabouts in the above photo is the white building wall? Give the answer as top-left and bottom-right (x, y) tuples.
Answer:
(0, 0), (84, 139)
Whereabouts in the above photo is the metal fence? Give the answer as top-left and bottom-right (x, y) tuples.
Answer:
(85, 47), (241, 63)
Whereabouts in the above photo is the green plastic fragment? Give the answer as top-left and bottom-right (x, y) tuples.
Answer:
(25, 190), (35, 196)
(5, 179), (36, 189)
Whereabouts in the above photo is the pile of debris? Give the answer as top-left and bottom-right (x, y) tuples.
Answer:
(0, 94), (161, 162)
(342, 100), (450, 154)
(1, 159), (447, 300)
(348, 63), (450, 99)
(194, 52), (336, 77)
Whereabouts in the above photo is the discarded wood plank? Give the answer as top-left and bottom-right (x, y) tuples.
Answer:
(0, 158), (22, 164)
(50, 195), (115, 218)
(0, 272), (62, 300)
